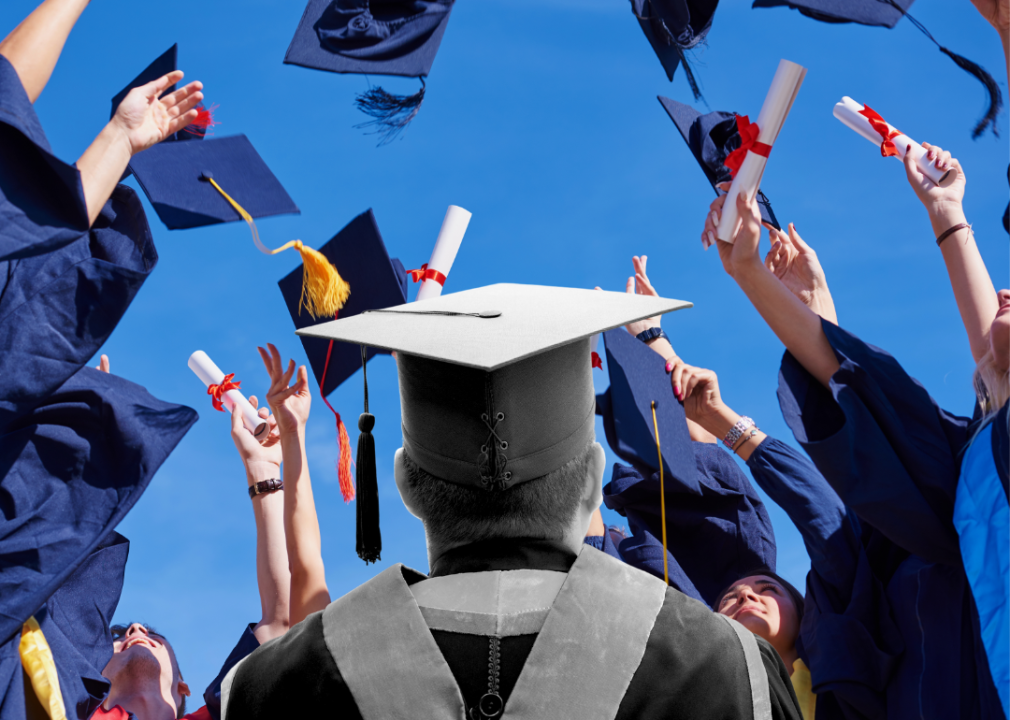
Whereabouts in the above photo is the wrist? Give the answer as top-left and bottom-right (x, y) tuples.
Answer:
(245, 460), (281, 485)
(697, 403), (740, 439)
(732, 257), (769, 288)
(102, 119), (135, 158)
(927, 203), (966, 233)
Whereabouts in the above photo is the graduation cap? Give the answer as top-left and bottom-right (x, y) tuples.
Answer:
(658, 95), (781, 230)
(278, 209), (408, 501)
(595, 328), (701, 494)
(298, 283), (693, 562)
(111, 44), (217, 144)
(630, 0), (719, 100)
(752, 0), (1002, 139)
(285, 0), (456, 144)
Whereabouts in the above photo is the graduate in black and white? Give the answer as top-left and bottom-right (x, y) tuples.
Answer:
(222, 284), (803, 720)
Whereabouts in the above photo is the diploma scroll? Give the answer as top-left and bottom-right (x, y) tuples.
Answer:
(416, 205), (472, 302)
(832, 97), (952, 187)
(717, 59), (807, 244)
(188, 350), (269, 440)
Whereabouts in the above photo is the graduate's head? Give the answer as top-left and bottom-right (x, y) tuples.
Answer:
(104, 623), (191, 719)
(976, 288), (1010, 414)
(715, 570), (804, 666)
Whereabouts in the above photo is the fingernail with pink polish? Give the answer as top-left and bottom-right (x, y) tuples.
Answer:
(666, 361), (673, 373)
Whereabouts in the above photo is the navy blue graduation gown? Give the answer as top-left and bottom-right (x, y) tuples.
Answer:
(776, 319), (1004, 719)
(603, 441), (777, 608)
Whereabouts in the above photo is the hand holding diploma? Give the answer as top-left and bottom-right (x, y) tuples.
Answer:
(189, 350), (269, 441)
(413, 205), (472, 302)
(833, 97), (953, 187)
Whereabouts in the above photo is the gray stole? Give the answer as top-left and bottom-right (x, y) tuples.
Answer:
(321, 545), (667, 720)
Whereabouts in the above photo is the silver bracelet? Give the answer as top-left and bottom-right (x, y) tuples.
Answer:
(723, 417), (755, 449)
(733, 428), (760, 455)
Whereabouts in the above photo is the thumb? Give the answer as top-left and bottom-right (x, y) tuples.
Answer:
(231, 403), (243, 433)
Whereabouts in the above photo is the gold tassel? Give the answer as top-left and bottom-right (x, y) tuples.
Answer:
(651, 401), (669, 586)
(204, 176), (350, 319)
(20, 617), (67, 720)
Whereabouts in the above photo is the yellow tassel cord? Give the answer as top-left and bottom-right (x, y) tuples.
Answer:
(650, 402), (669, 585)
(206, 178), (350, 319)
(20, 617), (67, 720)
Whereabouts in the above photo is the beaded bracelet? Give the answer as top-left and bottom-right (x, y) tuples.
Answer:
(723, 417), (755, 450)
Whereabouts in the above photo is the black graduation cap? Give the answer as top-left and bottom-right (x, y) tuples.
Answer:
(128, 134), (300, 230)
(630, 0), (719, 100)
(278, 209), (407, 506)
(752, 0), (1002, 138)
(658, 95), (782, 231)
(285, 0), (456, 144)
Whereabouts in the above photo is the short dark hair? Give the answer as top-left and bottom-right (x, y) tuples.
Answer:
(110, 623), (186, 719)
(402, 443), (596, 546)
(714, 568), (805, 624)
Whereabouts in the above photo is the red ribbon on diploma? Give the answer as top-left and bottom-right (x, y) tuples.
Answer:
(406, 264), (447, 287)
(723, 115), (773, 178)
(591, 352), (603, 370)
(858, 105), (901, 158)
(207, 374), (241, 412)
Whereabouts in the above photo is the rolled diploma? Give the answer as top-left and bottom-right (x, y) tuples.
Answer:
(833, 96), (952, 187)
(188, 350), (268, 440)
(717, 59), (807, 244)
(416, 205), (472, 302)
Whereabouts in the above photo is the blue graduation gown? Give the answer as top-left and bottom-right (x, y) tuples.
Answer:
(777, 319), (1004, 719)
(603, 441), (777, 608)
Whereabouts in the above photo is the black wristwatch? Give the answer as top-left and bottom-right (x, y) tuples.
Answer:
(636, 327), (669, 345)
(248, 478), (284, 499)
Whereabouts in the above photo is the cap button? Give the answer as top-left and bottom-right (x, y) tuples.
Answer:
(200, 171), (214, 181)
(478, 310), (501, 318)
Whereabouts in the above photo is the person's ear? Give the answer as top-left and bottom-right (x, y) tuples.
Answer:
(393, 448), (422, 520)
(582, 443), (606, 513)
(177, 680), (191, 698)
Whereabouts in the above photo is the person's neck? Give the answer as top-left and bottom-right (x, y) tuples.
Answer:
(776, 646), (800, 677)
(425, 527), (587, 571)
(104, 687), (176, 720)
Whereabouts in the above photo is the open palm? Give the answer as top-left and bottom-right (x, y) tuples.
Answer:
(259, 343), (312, 436)
(111, 71), (203, 155)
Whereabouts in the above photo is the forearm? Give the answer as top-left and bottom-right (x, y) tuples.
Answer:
(694, 403), (767, 461)
(76, 122), (133, 226)
(929, 204), (999, 362)
(280, 429), (330, 625)
(245, 461), (291, 643)
(0, 0), (90, 103)
(734, 261), (839, 388)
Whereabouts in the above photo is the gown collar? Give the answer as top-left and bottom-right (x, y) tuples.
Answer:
(428, 538), (577, 577)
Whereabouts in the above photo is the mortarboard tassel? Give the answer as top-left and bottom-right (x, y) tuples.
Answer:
(319, 337), (356, 503)
(650, 401), (670, 586)
(881, 0), (1002, 138)
(638, 11), (705, 101)
(20, 617), (67, 720)
(354, 78), (426, 146)
(202, 175), (351, 319)
(183, 103), (219, 137)
(356, 345), (381, 564)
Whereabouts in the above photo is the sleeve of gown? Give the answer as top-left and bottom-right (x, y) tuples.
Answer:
(776, 318), (968, 566)
(202, 624), (261, 720)
(0, 183), (157, 426)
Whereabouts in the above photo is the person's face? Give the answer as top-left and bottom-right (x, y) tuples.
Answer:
(990, 289), (1010, 373)
(716, 575), (800, 653)
(104, 624), (188, 709)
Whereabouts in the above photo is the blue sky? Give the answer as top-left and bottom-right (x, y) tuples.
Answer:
(3, 0), (1006, 695)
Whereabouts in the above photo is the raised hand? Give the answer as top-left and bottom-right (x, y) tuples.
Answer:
(704, 184), (764, 280)
(110, 71), (204, 156)
(231, 396), (283, 470)
(666, 356), (724, 426)
(903, 142), (966, 218)
(624, 255), (664, 336)
(258, 343), (311, 437)
(763, 223), (837, 324)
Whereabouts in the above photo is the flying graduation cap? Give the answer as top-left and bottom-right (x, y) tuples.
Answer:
(752, 0), (1003, 139)
(658, 95), (782, 230)
(629, 0), (719, 101)
(285, 0), (456, 144)
(298, 284), (693, 563)
(278, 209), (409, 503)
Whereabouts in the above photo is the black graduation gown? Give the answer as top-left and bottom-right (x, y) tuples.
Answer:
(224, 540), (802, 720)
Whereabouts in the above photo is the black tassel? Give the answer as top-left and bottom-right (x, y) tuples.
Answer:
(937, 46), (1003, 139)
(676, 47), (704, 102)
(354, 78), (425, 146)
(355, 345), (381, 563)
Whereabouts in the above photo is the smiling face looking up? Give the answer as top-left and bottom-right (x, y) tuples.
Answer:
(716, 574), (801, 670)
(103, 623), (190, 719)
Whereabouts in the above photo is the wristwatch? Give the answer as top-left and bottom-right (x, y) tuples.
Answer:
(636, 327), (669, 345)
(248, 478), (284, 499)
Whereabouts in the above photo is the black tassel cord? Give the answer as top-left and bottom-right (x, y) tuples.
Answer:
(880, 0), (1002, 138)
(356, 345), (381, 564)
(354, 77), (426, 146)
(642, 12), (705, 102)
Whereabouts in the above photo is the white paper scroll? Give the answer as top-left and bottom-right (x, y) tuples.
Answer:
(833, 96), (952, 187)
(717, 59), (807, 244)
(416, 205), (472, 302)
(188, 350), (268, 440)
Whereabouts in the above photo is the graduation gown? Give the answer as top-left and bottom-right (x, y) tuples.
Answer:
(776, 319), (1004, 720)
(603, 442), (777, 608)
(223, 540), (802, 720)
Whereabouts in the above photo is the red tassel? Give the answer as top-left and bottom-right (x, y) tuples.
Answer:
(336, 412), (356, 503)
(591, 352), (603, 370)
(184, 103), (220, 136)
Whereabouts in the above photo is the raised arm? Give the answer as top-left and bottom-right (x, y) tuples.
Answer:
(903, 143), (998, 363)
(260, 343), (331, 626)
(227, 397), (291, 644)
(0, 0), (90, 103)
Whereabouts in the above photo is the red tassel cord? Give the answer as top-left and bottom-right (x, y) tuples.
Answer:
(319, 332), (355, 503)
(183, 103), (220, 136)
